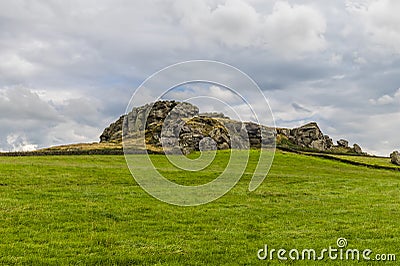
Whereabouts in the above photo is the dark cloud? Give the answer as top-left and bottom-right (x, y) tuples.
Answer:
(0, 87), (103, 151)
(292, 103), (311, 113)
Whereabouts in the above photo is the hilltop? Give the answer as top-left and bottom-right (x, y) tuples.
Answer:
(100, 100), (365, 155)
(1, 100), (369, 158)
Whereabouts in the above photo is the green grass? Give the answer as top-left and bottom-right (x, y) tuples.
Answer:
(333, 154), (400, 169)
(0, 150), (399, 265)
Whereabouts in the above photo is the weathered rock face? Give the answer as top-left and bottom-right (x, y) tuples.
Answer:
(144, 101), (199, 147)
(176, 117), (276, 154)
(100, 100), (362, 154)
(177, 116), (232, 154)
(390, 151), (400, 165)
(100, 115), (124, 143)
(101, 100), (199, 144)
(353, 143), (363, 154)
(102, 100), (277, 154)
(337, 139), (349, 148)
(277, 122), (333, 151)
(198, 112), (229, 119)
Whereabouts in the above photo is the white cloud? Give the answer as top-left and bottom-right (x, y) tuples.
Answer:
(45, 121), (101, 145)
(369, 88), (400, 105)
(0, 54), (38, 80)
(184, 0), (260, 47)
(357, 112), (400, 155)
(352, 52), (367, 65)
(171, 0), (261, 48)
(208, 85), (237, 102)
(173, 0), (327, 57)
(6, 133), (37, 152)
(330, 53), (343, 65)
(377, 95), (394, 105)
(262, 1), (327, 56)
(348, 0), (400, 54)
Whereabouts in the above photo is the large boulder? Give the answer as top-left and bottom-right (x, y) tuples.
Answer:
(178, 116), (230, 154)
(101, 100), (199, 145)
(353, 143), (363, 154)
(100, 115), (125, 143)
(287, 122), (332, 151)
(178, 117), (275, 154)
(337, 139), (349, 148)
(390, 151), (400, 165)
(324, 135), (334, 148)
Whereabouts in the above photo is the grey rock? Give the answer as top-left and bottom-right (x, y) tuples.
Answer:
(101, 100), (352, 154)
(390, 151), (400, 165)
(199, 137), (217, 151)
(324, 135), (333, 149)
(287, 122), (330, 151)
(277, 128), (290, 138)
(353, 143), (363, 154)
(337, 139), (349, 148)
(100, 115), (125, 143)
(199, 112), (229, 119)
(311, 140), (326, 150)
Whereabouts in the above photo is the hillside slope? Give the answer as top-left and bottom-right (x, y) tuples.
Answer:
(0, 150), (399, 264)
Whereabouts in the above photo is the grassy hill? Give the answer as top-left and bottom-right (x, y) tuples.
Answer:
(296, 150), (400, 171)
(0, 150), (399, 264)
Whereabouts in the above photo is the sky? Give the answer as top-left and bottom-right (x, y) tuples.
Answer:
(0, 0), (399, 156)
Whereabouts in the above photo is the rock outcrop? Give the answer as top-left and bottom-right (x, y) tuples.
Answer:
(337, 139), (349, 148)
(100, 115), (124, 143)
(390, 151), (400, 165)
(353, 144), (363, 154)
(109, 100), (276, 154)
(277, 122), (333, 151)
(100, 100), (363, 154)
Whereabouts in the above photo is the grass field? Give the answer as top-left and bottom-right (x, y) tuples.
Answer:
(0, 150), (399, 265)
(333, 154), (400, 169)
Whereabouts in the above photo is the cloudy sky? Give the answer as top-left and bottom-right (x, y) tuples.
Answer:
(0, 0), (399, 155)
